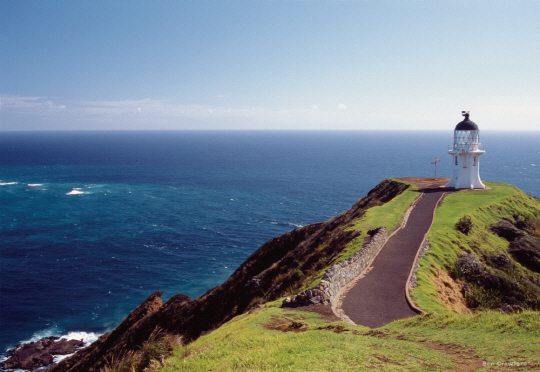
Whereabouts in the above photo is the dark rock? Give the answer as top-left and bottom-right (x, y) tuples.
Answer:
(309, 296), (322, 305)
(490, 220), (526, 242)
(457, 252), (488, 281)
(525, 299), (540, 310)
(488, 253), (512, 270)
(165, 293), (191, 305)
(49, 339), (85, 355)
(509, 236), (540, 274)
(245, 276), (261, 289)
(489, 219), (540, 273)
(455, 251), (540, 310)
(1, 337), (84, 370)
(514, 219), (530, 230)
(457, 253), (519, 294)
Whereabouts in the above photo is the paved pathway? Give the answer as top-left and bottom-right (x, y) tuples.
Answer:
(340, 187), (450, 328)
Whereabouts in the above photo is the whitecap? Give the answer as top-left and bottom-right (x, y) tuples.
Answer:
(28, 184), (44, 187)
(270, 222), (278, 225)
(288, 223), (305, 228)
(60, 331), (99, 345)
(0, 182), (18, 186)
(66, 188), (84, 195)
(532, 164), (536, 167)
(50, 332), (99, 363)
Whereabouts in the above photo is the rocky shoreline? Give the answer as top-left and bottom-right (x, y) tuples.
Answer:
(1, 337), (85, 371)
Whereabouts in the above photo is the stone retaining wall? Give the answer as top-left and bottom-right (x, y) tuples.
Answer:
(282, 227), (388, 307)
(409, 239), (429, 288)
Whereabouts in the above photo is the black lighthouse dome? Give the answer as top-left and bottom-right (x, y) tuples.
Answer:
(455, 111), (479, 131)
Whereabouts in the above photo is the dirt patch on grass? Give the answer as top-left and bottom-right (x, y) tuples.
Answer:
(361, 329), (392, 338)
(261, 316), (310, 333)
(396, 177), (450, 190)
(361, 329), (484, 370)
(421, 341), (484, 371)
(291, 304), (341, 323)
(315, 324), (349, 333)
(431, 268), (472, 314)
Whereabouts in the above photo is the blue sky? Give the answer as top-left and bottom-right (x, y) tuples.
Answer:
(1, 0), (539, 130)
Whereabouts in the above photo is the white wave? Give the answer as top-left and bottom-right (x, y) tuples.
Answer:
(288, 222), (305, 228)
(66, 188), (84, 195)
(28, 183), (44, 187)
(53, 331), (100, 363)
(26, 327), (61, 343)
(2, 329), (102, 370)
(0, 182), (18, 186)
(60, 331), (99, 344)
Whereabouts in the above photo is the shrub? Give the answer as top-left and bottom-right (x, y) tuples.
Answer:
(455, 215), (473, 235)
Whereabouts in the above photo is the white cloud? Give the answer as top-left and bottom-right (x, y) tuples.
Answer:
(1, 95), (54, 110)
(2, 94), (539, 131)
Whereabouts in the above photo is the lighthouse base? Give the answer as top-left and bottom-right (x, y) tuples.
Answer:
(446, 150), (485, 190)
(445, 175), (485, 190)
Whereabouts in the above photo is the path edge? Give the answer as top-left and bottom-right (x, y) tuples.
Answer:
(404, 191), (447, 315)
(332, 191), (425, 324)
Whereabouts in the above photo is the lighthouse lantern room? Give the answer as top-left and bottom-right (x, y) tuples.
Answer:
(445, 111), (486, 189)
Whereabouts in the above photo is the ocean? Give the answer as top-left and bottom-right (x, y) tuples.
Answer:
(1, 130), (539, 358)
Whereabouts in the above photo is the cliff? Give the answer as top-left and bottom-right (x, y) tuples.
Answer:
(48, 179), (410, 372)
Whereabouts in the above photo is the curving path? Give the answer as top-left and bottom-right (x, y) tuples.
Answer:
(339, 181), (452, 328)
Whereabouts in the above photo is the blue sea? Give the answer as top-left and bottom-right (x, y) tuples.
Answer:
(1, 130), (539, 358)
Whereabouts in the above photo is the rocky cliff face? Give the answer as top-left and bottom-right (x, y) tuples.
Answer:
(48, 179), (410, 372)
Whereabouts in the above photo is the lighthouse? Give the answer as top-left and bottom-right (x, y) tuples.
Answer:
(445, 111), (486, 189)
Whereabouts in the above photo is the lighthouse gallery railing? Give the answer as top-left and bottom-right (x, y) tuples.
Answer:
(448, 143), (485, 152)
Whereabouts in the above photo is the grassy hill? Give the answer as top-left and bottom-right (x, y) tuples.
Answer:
(154, 305), (539, 371)
(54, 179), (540, 372)
(413, 182), (540, 314)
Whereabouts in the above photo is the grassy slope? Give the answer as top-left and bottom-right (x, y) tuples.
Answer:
(150, 181), (540, 371)
(341, 179), (418, 259)
(158, 305), (539, 371)
(413, 181), (540, 313)
(301, 179), (419, 289)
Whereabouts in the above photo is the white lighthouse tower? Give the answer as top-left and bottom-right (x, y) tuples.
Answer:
(445, 111), (486, 189)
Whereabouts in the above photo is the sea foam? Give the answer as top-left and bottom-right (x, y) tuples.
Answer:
(66, 188), (84, 195)
(2, 329), (101, 371)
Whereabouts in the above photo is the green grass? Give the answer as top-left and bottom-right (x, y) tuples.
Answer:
(148, 180), (540, 371)
(412, 181), (540, 313)
(156, 305), (540, 371)
(429, 182), (521, 232)
(338, 179), (420, 261)
(297, 179), (420, 291)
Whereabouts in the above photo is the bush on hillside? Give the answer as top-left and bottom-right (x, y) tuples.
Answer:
(509, 236), (540, 274)
(455, 215), (473, 235)
(455, 252), (540, 312)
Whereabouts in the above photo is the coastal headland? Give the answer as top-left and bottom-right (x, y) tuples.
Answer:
(4, 177), (540, 371)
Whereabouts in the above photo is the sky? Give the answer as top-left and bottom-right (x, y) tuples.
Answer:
(1, 0), (539, 131)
